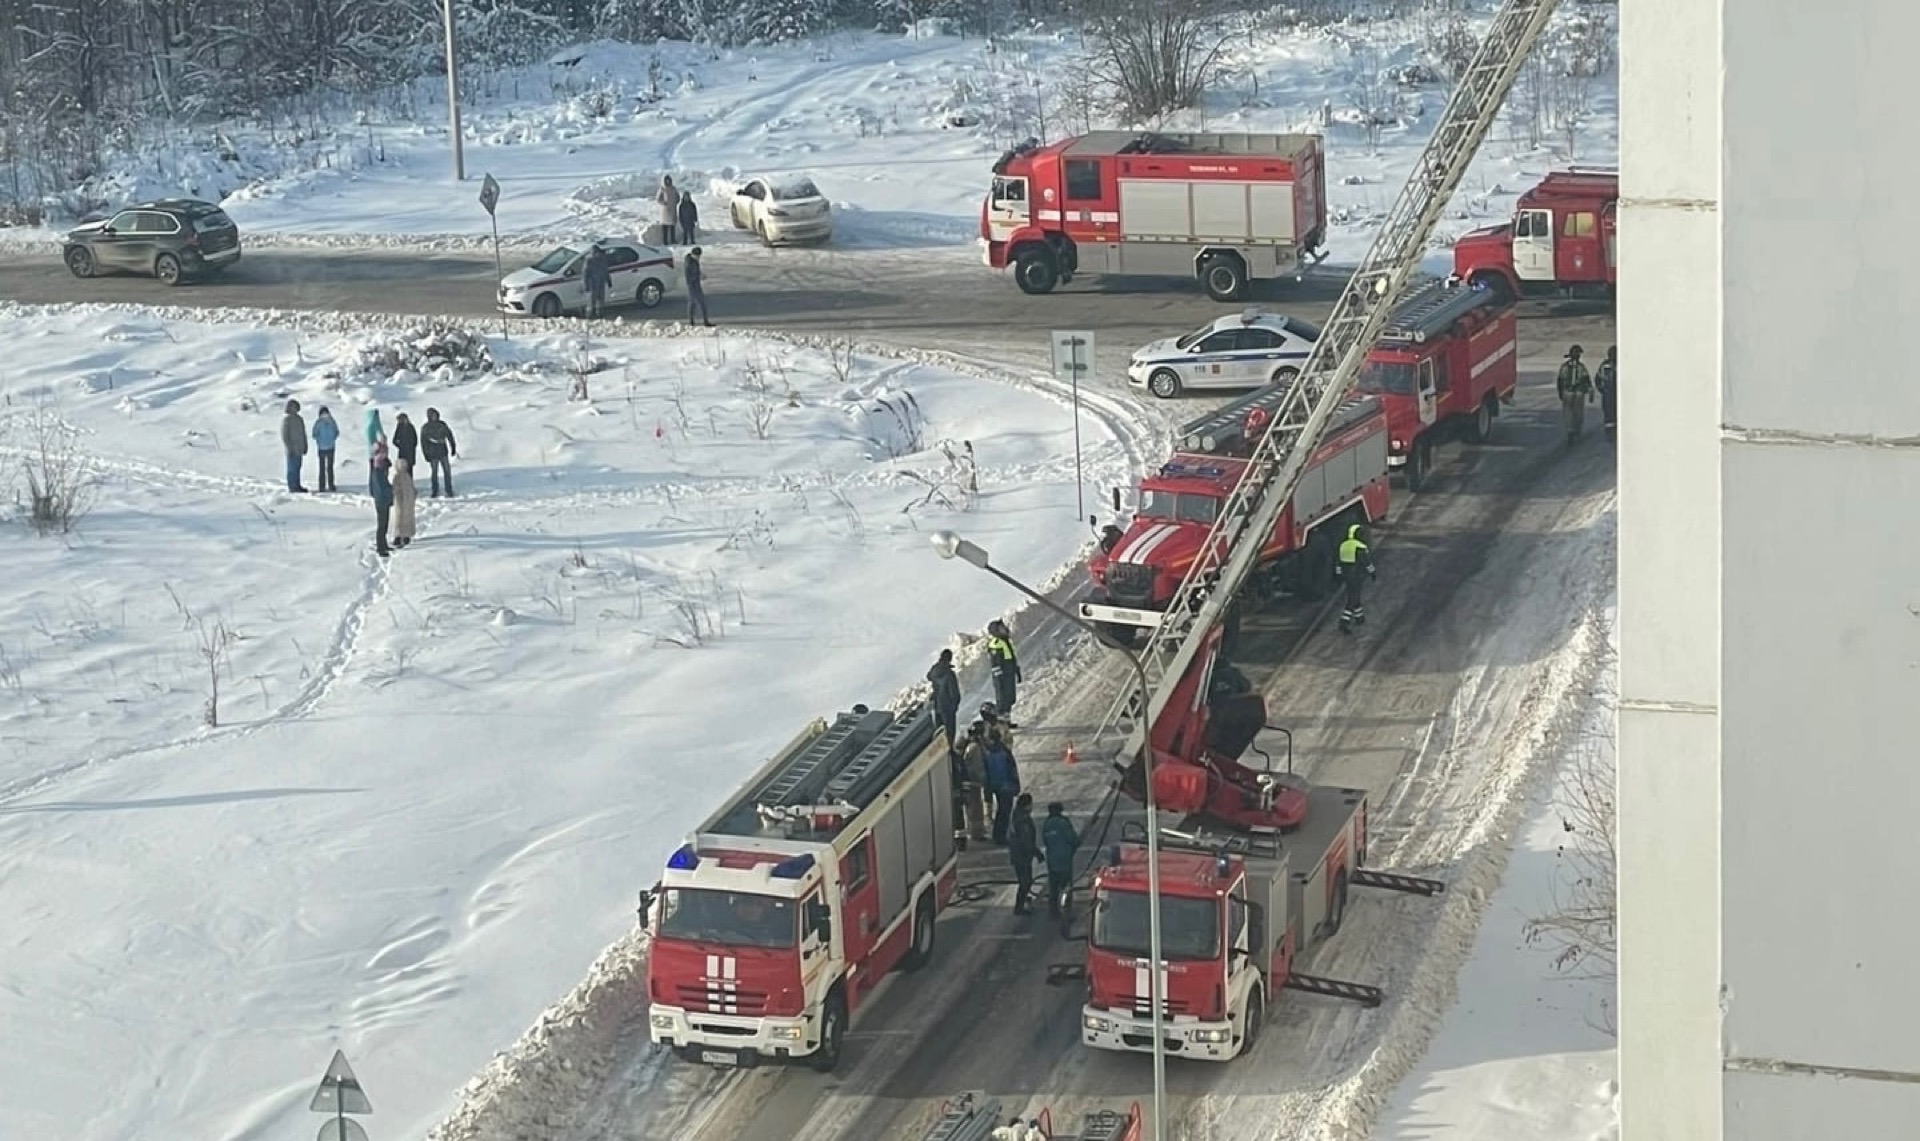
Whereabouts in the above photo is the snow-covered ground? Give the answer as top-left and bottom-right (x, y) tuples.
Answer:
(0, 304), (1141, 1141)
(1370, 609), (1619, 1141)
(3, 8), (1617, 269)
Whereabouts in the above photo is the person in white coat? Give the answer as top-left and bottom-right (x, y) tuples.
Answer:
(391, 456), (419, 549)
(656, 175), (681, 244)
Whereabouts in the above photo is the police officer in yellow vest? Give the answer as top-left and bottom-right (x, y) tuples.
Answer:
(985, 619), (1022, 725)
(1336, 522), (1376, 634)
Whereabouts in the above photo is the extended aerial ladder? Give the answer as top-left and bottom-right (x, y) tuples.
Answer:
(1102, 0), (1564, 750)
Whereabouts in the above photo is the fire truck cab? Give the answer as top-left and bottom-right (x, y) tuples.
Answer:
(1080, 394), (1389, 646)
(1451, 166), (1618, 301)
(982, 130), (1328, 301)
(1355, 278), (1520, 490)
(640, 703), (957, 1072)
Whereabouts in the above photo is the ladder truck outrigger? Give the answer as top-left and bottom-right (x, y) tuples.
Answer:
(1056, 0), (1565, 1074)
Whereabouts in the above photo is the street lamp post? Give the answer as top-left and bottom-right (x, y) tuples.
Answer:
(441, 0), (465, 181)
(929, 530), (1169, 1141)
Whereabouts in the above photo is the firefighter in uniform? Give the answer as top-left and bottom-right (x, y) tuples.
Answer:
(1336, 522), (1376, 634)
(1556, 345), (1594, 444)
(1595, 344), (1618, 442)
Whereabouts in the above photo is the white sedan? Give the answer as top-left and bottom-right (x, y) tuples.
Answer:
(1125, 311), (1322, 399)
(729, 175), (833, 245)
(497, 240), (677, 319)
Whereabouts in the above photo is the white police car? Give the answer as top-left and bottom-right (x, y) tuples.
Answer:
(1126, 310), (1322, 399)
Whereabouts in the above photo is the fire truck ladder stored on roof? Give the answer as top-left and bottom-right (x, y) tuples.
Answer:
(751, 705), (931, 827)
(1102, 0), (1562, 746)
(1376, 277), (1497, 344)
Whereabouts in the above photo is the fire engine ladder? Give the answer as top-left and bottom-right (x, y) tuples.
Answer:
(1174, 382), (1300, 455)
(1377, 277), (1495, 343)
(754, 708), (880, 817)
(824, 702), (935, 808)
(918, 1091), (1004, 1141)
(1100, 0), (1563, 747)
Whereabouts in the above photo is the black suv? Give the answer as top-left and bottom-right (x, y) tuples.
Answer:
(62, 198), (242, 285)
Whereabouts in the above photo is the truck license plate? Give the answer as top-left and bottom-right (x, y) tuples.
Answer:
(701, 1049), (738, 1066)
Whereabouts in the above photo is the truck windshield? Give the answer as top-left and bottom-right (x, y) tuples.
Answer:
(657, 888), (796, 950)
(1136, 490), (1220, 525)
(1093, 890), (1219, 960)
(1357, 360), (1416, 396)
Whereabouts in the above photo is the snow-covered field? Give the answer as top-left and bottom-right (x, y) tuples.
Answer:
(0, 304), (1140, 1141)
(3, 8), (1617, 269)
(1370, 610), (1619, 1141)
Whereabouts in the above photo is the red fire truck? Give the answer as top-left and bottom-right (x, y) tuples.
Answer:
(981, 130), (1328, 301)
(1053, 628), (1445, 1061)
(1079, 393), (1389, 647)
(639, 702), (957, 1072)
(1451, 165), (1618, 301)
(1356, 278), (1519, 490)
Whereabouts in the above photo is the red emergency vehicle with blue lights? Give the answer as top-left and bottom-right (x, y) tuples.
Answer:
(640, 702), (956, 1072)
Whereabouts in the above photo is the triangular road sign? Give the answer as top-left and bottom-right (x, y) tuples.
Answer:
(309, 1049), (373, 1115)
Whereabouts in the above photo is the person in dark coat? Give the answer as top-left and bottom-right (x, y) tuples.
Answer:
(983, 734), (1021, 845)
(676, 192), (700, 246)
(1556, 344), (1594, 444)
(420, 407), (458, 498)
(583, 242), (611, 319)
(369, 435), (394, 558)
(956, 721), (989, 842)
(684, 246), (712, 327)
(1040, 802), (1080, 919)
(392, 411), (418, 466)
(927, 649), (961, 750)
(985, 620), (1022, 725)
(281, 399), (309, 493)
(1336, 522), (1376, 634)
(1595, 344), (1618, 441)
(1007, 793), (1039, 916)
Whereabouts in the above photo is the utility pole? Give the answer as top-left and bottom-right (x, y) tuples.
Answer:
(441, 0), (464, 181)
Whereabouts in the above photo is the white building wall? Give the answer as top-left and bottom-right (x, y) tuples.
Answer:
(1621, 0), (1920, 1134)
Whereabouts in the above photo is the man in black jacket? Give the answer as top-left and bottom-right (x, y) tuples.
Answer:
(1007, 794), (1039, 916)
(684, 247), (712, 327)
(392, 412), (418, 466)
(420, 408), (458, 498)
(926, 649), (961, 751)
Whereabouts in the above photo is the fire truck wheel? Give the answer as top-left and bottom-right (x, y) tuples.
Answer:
(1468, 394), (1496, 443)
(1241, 987), (1265, 1054)
(1405, 439), (1433, 492)
(1014, 249), (1059, 294)
(1470, 271), (1514, 305)
(810, 993), (847, 1073)
(1329, 869), (1350, 935)
(1299, 531), (1335, 600)
(1146, 368), (1183, 399)
(1200, 255), (1248, 302)
(901, 900), (936, 971)
(1092, 622), (1139, 650)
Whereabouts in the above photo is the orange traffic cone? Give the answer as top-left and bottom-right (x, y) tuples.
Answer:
(1063, 740), (1079, 765)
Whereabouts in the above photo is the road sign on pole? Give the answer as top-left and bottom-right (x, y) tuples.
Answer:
(1049, 330), (1095, 522)
(317, 1121), (370, 1141)
(311, 1049), (372, 1111)
(480, 174), (507, 339)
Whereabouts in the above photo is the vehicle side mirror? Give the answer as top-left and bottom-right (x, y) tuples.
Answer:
(100, 226), (115, 235)
(814, 915), (832, 943)
(636, 887), (656, 931)
(1110, 487), (1121, 513)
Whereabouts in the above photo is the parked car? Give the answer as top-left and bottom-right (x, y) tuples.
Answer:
(62, 198), (241, 285)
(729, 175), (833, 245)
(497, 240), (676, 318)
(1125, 310), (1323, 399)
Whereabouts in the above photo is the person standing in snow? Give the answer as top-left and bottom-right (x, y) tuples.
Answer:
(1041, 802), (1080, 920)
(985, 620), (1022, 725)
(1595, 344), (1618, 442)
(676, 191), (699, 246)
(281, 399), (309, 493)
(684, 246), (712, 327)
(956, 721), (989, 843)
(312, 406), (340, 492)
(1336, 522), (1376, 634)
(392, 411), (418, 467)
(583, 242), (611, 319)
(984, 732), (1021, 846)
(656, 175), (681, 245)
(420, 407), (458, 498)
(927, 649), (961, 751)
(369, 435), (394, 559)
(391, 456), (418, 549)
(1006, 793), (1039, 915)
